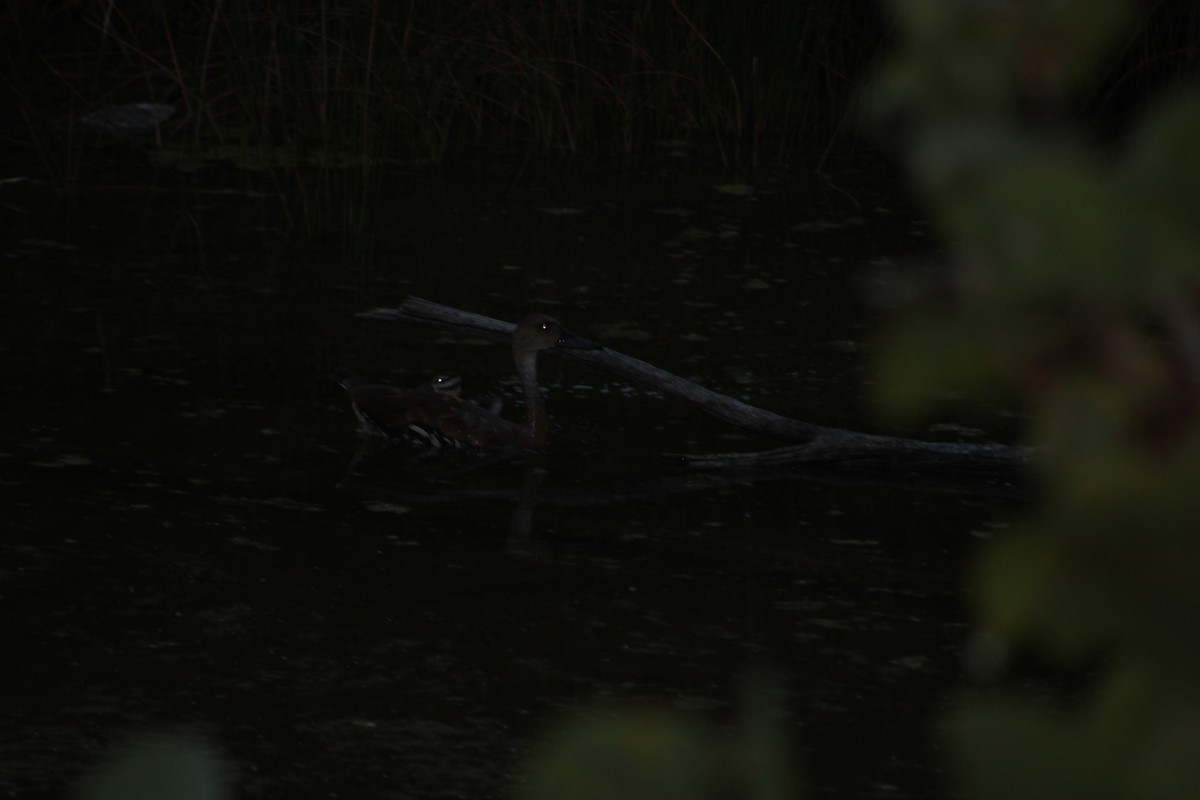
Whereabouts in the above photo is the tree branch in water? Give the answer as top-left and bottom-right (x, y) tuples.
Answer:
(356, 297), (1031, 472)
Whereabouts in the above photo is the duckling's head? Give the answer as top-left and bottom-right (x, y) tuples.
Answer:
(424, 373), (463, 397)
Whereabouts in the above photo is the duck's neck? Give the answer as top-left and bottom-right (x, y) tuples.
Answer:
(514, 348), (549, 445)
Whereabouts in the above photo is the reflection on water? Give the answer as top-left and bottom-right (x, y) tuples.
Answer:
(1, 159), (1013, 799)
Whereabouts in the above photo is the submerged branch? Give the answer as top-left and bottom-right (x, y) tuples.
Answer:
(357, 297), (1032, 472)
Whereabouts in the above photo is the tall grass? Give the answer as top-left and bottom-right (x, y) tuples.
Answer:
(5, 1), (883, 235)
(11, 2), (877, 166)
(7, 0), (1192, 236)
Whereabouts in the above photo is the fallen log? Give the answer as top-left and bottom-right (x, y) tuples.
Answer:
(356, 297), (1032, 473)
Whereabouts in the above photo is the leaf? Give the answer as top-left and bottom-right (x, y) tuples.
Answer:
(519, 710), (716, 800)
(874, 310), (1001, 423)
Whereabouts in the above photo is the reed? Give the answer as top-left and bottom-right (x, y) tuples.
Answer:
(12, 0), (1190, 234)
(8, 0), (878, 234)
(15, 2), (876, 161)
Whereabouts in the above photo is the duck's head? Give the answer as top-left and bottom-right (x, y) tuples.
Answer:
(424, 372), (463, 397)
(515, 314), (601, 356)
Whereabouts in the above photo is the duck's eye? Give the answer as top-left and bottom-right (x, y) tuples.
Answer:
(541, 322), (553, 332)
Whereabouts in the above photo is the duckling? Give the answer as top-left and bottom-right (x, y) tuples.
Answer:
(335, 313), (598, 449)
(420, 372), (503, 416)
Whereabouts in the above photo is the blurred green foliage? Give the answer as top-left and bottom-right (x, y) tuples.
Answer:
(75, 734), (229, 800)
(520, 709), (718, 800)
(518, 700), (794, 800)
(874, 1), (1200, 798)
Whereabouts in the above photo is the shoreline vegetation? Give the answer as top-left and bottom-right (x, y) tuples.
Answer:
(6, 2), (1195, 177)
(4, 2), (1195, 239)
(5, 2), (879, 174)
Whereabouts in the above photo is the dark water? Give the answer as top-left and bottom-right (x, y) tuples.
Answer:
(1, 157), (1015, 798)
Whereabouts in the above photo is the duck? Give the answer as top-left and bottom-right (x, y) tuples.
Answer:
(422, 372), (463, 395)
(334, 313), (599, 449)
(421, 371), (503, 415)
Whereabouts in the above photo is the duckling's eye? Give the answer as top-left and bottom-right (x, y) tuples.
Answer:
(540, 321), (553, 332)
